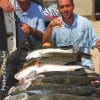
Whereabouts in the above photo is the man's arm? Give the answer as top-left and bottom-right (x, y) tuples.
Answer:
(96, 40), (100, 52)
(42, 24), (53, 43)
(42, 17), (62, 44)
(20, 23), (43, 41)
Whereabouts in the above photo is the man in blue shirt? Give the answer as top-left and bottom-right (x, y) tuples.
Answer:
(13, 0), (45, 49)
(0, 0), (45, 49)
(42, 0), (100, 70)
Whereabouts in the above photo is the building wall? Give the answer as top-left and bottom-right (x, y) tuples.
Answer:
(74, 0), (95, 16)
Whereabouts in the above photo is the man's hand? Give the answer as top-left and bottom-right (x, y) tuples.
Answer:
(48, 17), (62, 29)
(0, 0), (16, 12)
(20, 23), (33, 36)
(96, 40), (100, 52)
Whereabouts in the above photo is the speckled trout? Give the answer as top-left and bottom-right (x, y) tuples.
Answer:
(14, 64), (95, 81)
(26, 48), (74, 60)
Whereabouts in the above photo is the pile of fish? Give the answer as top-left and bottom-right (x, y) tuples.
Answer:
(0, 48), (100, 100)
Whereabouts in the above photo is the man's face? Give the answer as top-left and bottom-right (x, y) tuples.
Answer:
(57, 0), (74, 19)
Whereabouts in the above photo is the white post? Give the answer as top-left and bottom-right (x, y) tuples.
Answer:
(3, 0), (17, 52)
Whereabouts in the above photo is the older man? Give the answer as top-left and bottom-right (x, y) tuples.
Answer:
(1, 0), (45, 49)
(15, 0), (45, 49)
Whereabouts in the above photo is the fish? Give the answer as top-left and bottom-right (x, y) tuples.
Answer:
(6, 82), (100, 98)
(6, 93), (100, 100)
(33, 75), (99, 86)
(27, 84), (99, 96)
(23, 53), (78, 68)
(37, 70), (100, 86)
(26, 48), (91, 60)
(23, 48), (92, 68)
(4, 93), (96, 100)
(8, 71), (100, 95)
(29, 94), (97, 100)
(26, 48), (74, 60)
(8, 81), (100, 97)
(14, 64), (92, 81)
